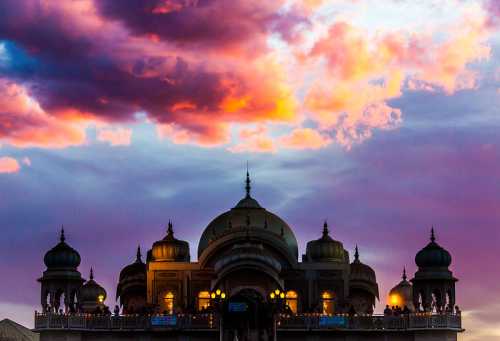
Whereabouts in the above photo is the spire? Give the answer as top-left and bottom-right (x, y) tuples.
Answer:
(245, 163), (251, 198)
(60, 225), (65, 242)
(430, 226), (436, 242)
(167, 220), (174, 237)
(402, 267), (407, 281)
(322, 220), (329, 237)
(89, 267), (94, 280)
(354, 245), (360, 262)
(136, 245), (142, 263)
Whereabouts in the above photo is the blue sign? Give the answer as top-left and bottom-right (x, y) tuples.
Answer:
(319, 316), (347, 327)
(151, 315), (177, 326)
(228, 302), (248, 312)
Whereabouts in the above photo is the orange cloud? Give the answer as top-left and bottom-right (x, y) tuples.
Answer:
(279, 128), (332, 150)
(0, 79), (87, 148)
(97, 127), (132, 146)
(228, 125), (277, 153)
(0, 157), (20, 174)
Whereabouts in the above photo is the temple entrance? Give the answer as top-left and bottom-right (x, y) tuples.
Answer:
(223, 288), (272, 341)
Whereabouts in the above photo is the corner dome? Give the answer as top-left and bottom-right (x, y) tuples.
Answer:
(305, 222), (347, 262)
(349, 246), (379, 299)
(197, 172), (298, 260)
(415, 228), (452, 269)
(152, 222), (190, 262)
(43, 228), (81, 270)
(388, 268), (414, 310)
(79, 268), (106, 303)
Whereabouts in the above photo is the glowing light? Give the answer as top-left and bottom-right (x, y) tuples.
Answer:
(221, 293), (226, 299)
(280, 292), (285, 299)
(98, 295), (104, 303)
(211, 293), (216, 299)
(389, 294), (400, 306)
(270, 293), (276, 299)
(274, 289), (280, 295)
(216, 289), (221, 295)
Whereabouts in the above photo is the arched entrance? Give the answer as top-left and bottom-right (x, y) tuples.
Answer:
(223, 288), (272, 341)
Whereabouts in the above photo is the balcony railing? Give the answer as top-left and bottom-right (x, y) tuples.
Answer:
(34, 312), (462, 332)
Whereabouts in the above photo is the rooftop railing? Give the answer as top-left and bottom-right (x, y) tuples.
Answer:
(34, 312), (462, 332)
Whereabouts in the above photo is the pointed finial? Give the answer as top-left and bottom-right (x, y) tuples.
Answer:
(354, 245), (359, 261)
(167, 220), (174, 236)
(60, 225), (65, 242)
(322, 220), (329, 236)
(402, 267), (407, 281)
(136, 245), (142, 262)
(90, 267), (94, 280)
(245, 163), (251, 198)
(430, 226), (436, 242)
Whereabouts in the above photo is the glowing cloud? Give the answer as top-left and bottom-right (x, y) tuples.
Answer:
(97, 127), (132, 146)
(0, 157), (20, 174)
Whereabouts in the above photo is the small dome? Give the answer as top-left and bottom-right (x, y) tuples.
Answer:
(415, 228), (452, 268)
(388, 268), (414, 311)
(119, 246), (146, 281)
(43, 228), (81, 269)
(151, 222), (190, 262)
(350, 246), (376, 283)
(306, 222), (346, 262)
(79, 268), (107, 303)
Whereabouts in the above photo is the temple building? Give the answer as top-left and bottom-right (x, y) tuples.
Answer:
(35, 173), (463, 341)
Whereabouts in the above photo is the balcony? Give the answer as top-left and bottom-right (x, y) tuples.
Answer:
(34, 312), (462, 332)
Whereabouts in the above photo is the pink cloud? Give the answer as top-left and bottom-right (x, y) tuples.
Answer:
(97, 127), (132, 146)
(279, 128), (332, 150)
(0, 157), (20, 174)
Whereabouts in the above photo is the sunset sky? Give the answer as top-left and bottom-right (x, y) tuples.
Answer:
(0, 1), (499, 340)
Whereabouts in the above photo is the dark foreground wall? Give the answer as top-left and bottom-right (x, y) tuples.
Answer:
(37, 330), (458, 341)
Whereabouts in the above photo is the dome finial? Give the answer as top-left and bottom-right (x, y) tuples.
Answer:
(245, 162), (251, 198)
(430, 226), (436, 242)
(354, 245), (360, 261)
(322, 220), (329, 236)
(402, 267), (407, 281)
(60, 225), (65, 242)
(136, 245), (142, 262)
(90, 267), (94, 280)
(167, 220), (174, 236)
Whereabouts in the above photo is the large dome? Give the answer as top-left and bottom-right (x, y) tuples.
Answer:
(197, 173), (299, 260)
(415, 228), (452, 269)
(43, 228), (81, 270)
(152, 222), (190, 262)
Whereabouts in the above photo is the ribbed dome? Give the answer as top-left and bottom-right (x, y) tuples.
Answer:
(152, 222), (190, 262)
(43, 228), (81, 269)
(415, 229), (452, 268)
(306, 222), (346, 262)
(197, 172), (298, 259)
(350, 246), (376, 283)
(79, 268), (107, 303)
(119, 247), (146, 281)
(388, 268), (414, 310)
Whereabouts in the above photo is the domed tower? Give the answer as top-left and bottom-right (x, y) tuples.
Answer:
(151, 221), (190, 262)
(305, 221), (348, 263)
(117, 246), (147, 314)
(388, 268), (414, 312)
(79, 268), (107, 313)
(411, 228), (457, 312)
(348, 246), (379, 314)
(38, 227), (84, 313)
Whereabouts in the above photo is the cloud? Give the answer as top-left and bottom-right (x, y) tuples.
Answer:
(0, 157), (20, 173)
(97, 127), (132, 146)
(279, 128), (332, 150)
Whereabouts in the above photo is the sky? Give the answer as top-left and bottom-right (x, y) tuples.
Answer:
(0, 0), (499, 340)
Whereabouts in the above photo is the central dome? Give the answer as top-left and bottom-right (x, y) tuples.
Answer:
(197, 172), (299, 260)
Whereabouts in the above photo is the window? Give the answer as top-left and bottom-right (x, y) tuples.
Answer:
(198, 291), (211, 311)
(163, 292), (174, 314)
(321, 291), (335, 315)
(285, 291), (298, 314)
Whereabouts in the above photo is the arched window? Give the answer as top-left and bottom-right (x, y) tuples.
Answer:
(198, 291), (211, 311)
(321, 291), (335, 315)
(163, 292), (174, 314)
(285, 291), (298, 314)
